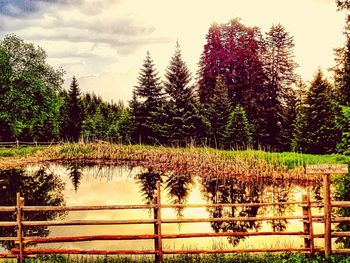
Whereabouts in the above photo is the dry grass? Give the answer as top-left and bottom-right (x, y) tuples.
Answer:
(0, 142), (330, 184)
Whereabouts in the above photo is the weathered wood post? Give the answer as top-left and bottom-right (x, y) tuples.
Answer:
(306, 164), (348, 257)
(302, 190), (315, 254)
(153, 181), (163, 263)
(16, 193), (24, 263)
(323, 173), (332, 257)
(302, 193), (311, 250)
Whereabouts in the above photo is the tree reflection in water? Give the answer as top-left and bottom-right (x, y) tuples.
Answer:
(0, 167), (65, 250)
(200, 177), (264, 246)
(135, 168), (163, 204)
(262, 181), (294, 232)
(69, 163), (83, 192)
(165, 173), (194, 217)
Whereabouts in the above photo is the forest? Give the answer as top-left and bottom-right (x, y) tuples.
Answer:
(1, 2), (350, 155)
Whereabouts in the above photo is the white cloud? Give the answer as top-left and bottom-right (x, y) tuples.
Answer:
(0, 0), (347, 102)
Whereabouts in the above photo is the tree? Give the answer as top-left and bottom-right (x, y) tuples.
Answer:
(198, 22), (225, 104)
(132, 52), (166, 145)
(336, 0), (350, 10)
(0, 35), (64, 141)
(163, 42), (209, 145)
(198, 19), (270, 147)
(263, 24), (298, 149)
(334, 18), (350, 105)
(207, 76), (232, 148)
(224, 105), (252, 149)
(293, 70), (342, 154)
(62, 76), (83, 141)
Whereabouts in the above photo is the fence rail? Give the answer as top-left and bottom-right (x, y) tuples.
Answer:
(0, 140), (63, 148)
(1, 178), (350, 263)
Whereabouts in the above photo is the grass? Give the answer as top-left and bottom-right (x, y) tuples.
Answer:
(2, 253), (350, 263)
(0, 146), (46, 158)
(1, 142), (350, 182)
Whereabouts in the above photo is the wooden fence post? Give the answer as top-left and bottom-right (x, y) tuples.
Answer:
(324, 173), (332, 257)
(153, 181), (163, 263)
(16, 193), (24, 263)
(16, 140), (19, 149)
(302, 194), (311, 250)
(302, 191), (315, 254)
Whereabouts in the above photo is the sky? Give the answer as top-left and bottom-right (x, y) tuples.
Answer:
(0, 0), (347, 103)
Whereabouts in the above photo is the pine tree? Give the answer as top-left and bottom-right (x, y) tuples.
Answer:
(63, 76), (83, 141)
(293, 70), (342, 154)
(163, 42), (200, 145)
(224, 105), (252, 149)
(132, 52), (165, 145)
(334, 18), (350, 105)
(207, 76), (232, 148)
(263, 24), (298, 149)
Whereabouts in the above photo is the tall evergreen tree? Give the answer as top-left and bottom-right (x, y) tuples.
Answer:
(334, 18), (350, 105)
(63, 76), (83, 141)
(263, 24), (298, 149)
(293, 70), (342, 154)
(207, 76), (232, 148)
(224, 105), (252, 149)
(163, 42), (209, 145)
(132, 52), (165, 145)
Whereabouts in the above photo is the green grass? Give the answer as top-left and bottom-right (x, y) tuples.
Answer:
(0, 146), (47, 158)
(1, 253), (350, 263)
(218, 149), (350, 169)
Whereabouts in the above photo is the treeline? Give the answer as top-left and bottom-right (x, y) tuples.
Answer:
(1, 16), (350, 154)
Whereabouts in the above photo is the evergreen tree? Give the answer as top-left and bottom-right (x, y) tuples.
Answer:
(207, 76), (232, 148)
(181, 97), (211, 145)
(278, 80), (306, 151)
(63, 76), (83, 141)
(263, 24), (298, 149)
(293, 70), (342, 154)
(334, 18), (350, 105)
(132, 52), (165, 145)
(164, 42), (204, 145)
(224, 105), (252, 149)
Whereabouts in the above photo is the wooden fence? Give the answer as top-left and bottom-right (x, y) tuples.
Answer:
(1, 181), (350, 263)
(0, 141), (62, 148)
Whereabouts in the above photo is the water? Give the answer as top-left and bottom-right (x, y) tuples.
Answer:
(0, 162), (326, 252)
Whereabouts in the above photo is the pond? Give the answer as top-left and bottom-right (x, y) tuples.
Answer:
(0, 162), (328, 253)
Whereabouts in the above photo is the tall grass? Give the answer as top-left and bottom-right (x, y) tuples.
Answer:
(1, 142), (350, 182)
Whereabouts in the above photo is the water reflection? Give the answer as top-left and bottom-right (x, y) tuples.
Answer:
(0, 163), (326, 251)
(257, 181), (293, 232)
(0, 168), (65, 249)
(165, 173), (194, 217)
(135, 168), (162, 204)
(69, 163), (83, 192)
(201, 177), (263, 246)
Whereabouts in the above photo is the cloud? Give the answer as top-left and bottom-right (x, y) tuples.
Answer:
(0, 0), (77, 17)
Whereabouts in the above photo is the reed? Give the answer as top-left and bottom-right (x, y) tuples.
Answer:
(1, 142), (349, 183)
